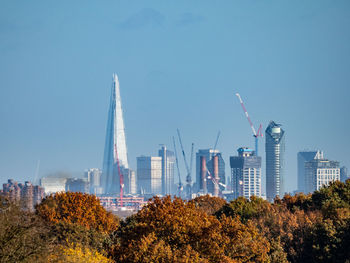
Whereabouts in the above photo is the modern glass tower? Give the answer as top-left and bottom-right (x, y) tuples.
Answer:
(265, 121), (285, 202)
(297, 151), (323, 193)
(158, 145), (175, 195)
(101, 74), (129, 195)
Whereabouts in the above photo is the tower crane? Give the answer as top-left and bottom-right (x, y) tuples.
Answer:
(177, 129), (194, 199)
(204, 131), (226, 195)
(213, 131), (221, 152)
(172, 136), (183, 197)
(235, 93), (263, 156)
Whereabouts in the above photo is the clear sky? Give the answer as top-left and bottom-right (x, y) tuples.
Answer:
(1, 1), (349, 193)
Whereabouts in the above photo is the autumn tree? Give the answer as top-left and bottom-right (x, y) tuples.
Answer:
(111, 196), (269, 263)
(49, 222), (112, 255)
(47, 243), (113, 263)
(0, 196), (54, 263)
(189, 195), (227, 215)
(36, 192), (119, 234)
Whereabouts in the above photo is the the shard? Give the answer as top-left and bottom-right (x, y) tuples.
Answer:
(101, 74), (129, 194)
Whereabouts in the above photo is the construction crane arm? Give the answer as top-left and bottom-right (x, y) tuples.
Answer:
(189, 143), (194, 176)
(235, 93), (257, 136)
(177, 129), (190, 174)
(213, 131), (221, 151)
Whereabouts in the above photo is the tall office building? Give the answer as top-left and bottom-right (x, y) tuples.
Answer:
(85, 168), (102, 195)
(196, 149), (225, 195)
(101, 74), (131, 195)
(340, 166), (349, 183)
(265, 121), (285, 202)
(230, 148), (262, 199)
(297, 151), (323, 193)
(305, 159), (340, 193)
(158, 145), (175, 195)
(137, 156), (162, 195)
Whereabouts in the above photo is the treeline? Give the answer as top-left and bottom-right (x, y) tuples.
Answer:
(0, 180), (349, 262)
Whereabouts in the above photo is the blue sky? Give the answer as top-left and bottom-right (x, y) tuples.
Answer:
(1, 1), (349, 193)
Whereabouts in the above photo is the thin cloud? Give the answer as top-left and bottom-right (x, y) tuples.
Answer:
(120, 8), (165, 30)
(176, 12), (205, 27)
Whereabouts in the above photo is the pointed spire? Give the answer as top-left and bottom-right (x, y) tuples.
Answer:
(101, 74), (129, 194)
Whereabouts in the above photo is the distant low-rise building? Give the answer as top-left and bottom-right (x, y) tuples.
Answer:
(40, 177), (67, 194)
(65, 178), (89, 193)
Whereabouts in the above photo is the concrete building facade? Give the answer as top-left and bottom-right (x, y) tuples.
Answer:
(85, 168), (102, 195)
(137, 156), (162, 195)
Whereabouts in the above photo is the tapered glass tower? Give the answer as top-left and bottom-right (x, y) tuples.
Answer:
(101, 74), (129, 194)
(265, 121), (285, 202)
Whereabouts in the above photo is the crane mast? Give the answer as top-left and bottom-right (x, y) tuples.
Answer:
(235, 93), (263, 156)
(177, 129), (193, 199)
(172, 136), (183, 197)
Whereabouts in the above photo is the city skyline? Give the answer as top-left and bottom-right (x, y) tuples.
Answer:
(1, 1), (350, 194)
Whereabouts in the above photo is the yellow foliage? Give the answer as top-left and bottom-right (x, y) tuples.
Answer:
(48, 244), (113, 263)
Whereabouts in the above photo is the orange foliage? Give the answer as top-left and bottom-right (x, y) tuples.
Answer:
(112, 196), (269, 263)
(36, 192), (119, 233)
(190, 195), (227, 215)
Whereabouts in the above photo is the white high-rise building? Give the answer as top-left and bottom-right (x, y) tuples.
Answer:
(230, 148), (261, 199)
(101, 74), (131, 194)
(305, 159), (340, 193)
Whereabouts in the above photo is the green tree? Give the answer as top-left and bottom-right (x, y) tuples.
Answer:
(0, 197), (53, 263)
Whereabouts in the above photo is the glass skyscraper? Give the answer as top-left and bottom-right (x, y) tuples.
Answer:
(158, 146), (175, 195)
(297, 151), (323, 193)
(101, 74), (130, 195)
(265, 121), (285, 202)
